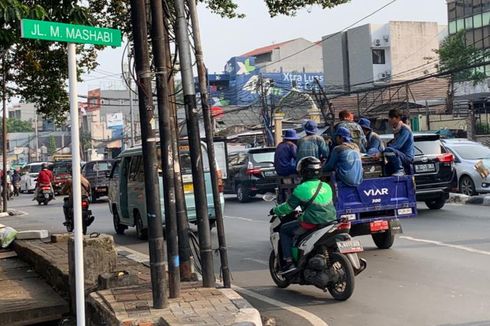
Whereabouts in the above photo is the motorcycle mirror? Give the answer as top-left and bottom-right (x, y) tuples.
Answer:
(262, 192), (276, 202)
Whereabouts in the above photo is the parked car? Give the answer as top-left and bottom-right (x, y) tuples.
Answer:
(82, 159), (114, 202)
(223, 147), (277, 203)
(441, 139), (490, 196)
(108, 142), (224, 240)
(381, 133), (456, 210)
(20, 162), (52, 193)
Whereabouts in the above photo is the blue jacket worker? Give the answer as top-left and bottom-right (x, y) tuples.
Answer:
(296, 120), (330, 163)
(324, 127), (363, 187)
(384, 109), (415, 176)
(274, 129), (299, 176)
(358, 118), (384, 156)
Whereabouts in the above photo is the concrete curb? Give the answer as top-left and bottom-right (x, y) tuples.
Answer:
(448, 193), (490, 206)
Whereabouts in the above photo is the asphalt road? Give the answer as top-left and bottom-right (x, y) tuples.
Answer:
(3, 194), (490, 326)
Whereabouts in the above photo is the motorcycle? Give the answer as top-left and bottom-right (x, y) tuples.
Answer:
(63, 195), (95, 235)
(36, 183), (54, 205)
(265, 194), (367, 301)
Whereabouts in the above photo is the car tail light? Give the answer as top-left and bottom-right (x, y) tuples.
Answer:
(82, 200), (89, 209)
(216, 169), (224, 193)
(437, 153), (454, 163)
(245, 162), (262, 176)
(337, 221), (351, 231)
(41, 186), (50, 190)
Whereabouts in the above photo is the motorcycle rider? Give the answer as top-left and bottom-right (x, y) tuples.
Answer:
(61, 170), (91, 222)
(270, 156), (337, 274)
(33, 163), (54, 200)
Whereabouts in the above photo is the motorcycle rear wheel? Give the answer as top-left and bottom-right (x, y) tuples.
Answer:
(327, 252), (355, 301)
(269, 250), (290, 288)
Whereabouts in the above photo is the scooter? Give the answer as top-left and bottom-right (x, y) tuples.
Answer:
(63, 195), (95, 235)
(265, 194), (367, 301)
(36, 183), (54, 205)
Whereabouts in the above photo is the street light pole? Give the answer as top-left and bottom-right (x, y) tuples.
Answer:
(174, 0), (215, 288)
(187, 0), (231, 288)
(129, 0), (168, 308)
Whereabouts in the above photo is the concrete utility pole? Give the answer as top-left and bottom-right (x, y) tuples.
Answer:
(2, 51), (7, 212)
(174, 0), (215, 288)
(150, 0), (180, 298)
(130, 0), (168, 308)
(164, 21), (193, 281)
(187, 0), (231, 288)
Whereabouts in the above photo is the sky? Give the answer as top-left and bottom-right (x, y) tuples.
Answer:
(77, 0), (449, 96)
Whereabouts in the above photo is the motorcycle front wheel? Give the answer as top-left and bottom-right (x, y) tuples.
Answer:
(269, 250), (290, 288)
(327, 252), (355, 301)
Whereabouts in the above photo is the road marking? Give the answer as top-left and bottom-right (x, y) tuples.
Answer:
(400, 236), (490, 256)
(232, 285), (328, 326)
(243, 258), (268, 266)
(225, 215), (268, 223)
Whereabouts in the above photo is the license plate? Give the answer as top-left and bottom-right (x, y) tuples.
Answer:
(263, 171), (276, 177)
(337, 240), (363, 254)
(415, 163), (436, 173)
(370, 220), (389, 232)
(183, 183), (194, 193)
(96, 187), (107, 192)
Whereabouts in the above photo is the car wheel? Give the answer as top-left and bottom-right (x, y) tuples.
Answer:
(425, 197), (446, 210)
(134, 211), (148, 240)
(236, 184), (251, 203)
(113, 208), (126, 235)
(459, 176), (476, 196)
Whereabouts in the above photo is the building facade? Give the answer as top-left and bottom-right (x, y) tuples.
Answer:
(323, 21), (446, 92)
(447, 0), (490, 48)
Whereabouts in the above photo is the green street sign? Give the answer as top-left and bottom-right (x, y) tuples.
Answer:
(21, 19), (121, 47)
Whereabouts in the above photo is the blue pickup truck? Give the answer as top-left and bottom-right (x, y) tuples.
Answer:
(277, 158), (417, 249)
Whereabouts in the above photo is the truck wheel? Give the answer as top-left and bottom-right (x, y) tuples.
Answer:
(135, 211), (148, 240)
(372, 230), (395, 249)
(236, 184), (251, 203)
(113, 208), (126, 235)
(425, 197), (446, 210)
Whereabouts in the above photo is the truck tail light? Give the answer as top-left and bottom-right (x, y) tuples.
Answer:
(437, 153), (454, 163)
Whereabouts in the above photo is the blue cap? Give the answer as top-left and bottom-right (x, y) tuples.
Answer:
(304, 120), (318, 135)
(283, 129), (300, 140)
(335, 126), (352, 142)
(358, 118), (372, 130)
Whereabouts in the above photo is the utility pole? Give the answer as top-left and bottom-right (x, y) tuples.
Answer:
(164, 24), (193, 281)
(150, 0), (180, 298)
(2, 51), (7, 212)
(35, 114), (39, 161)
(130, 0), (168, 308)
(127, 43), (135, 147)
(174, 0), (215, 288)
(187, 0), (231, 288)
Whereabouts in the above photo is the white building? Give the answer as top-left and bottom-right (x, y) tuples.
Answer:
(323, 21), (447, 92)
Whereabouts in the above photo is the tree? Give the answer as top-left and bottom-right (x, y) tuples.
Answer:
(47, 135), (57, 156)
(6, 118), (33, 132)
(436, 30), (488, 85)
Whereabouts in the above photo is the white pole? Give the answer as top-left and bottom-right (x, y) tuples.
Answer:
(128, 43), (135, 147)
(68, 43), (85, 325)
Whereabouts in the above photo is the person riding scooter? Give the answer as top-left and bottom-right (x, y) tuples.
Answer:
(61, 171), (93, 232)
(270, 156), (337, 274)
(33, 163), (54, 200)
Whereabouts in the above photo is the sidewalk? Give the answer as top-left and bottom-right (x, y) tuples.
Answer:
(12, 234), (262, 326)
(447, 193), (490, 206)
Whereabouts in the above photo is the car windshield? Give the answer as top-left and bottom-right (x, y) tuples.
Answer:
(250, 151), (275, 164)
(414, 141), (444, 156)
(451, 144), (490, 160)
(30, 165), (43, 173)
(95, 162), (112, 171)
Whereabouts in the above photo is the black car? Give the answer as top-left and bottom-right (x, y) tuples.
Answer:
(82, 159), (114, 202)
(224, 147), (277, 203)
(381, 133), (456, 210)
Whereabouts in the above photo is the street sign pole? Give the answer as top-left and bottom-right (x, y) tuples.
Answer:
(67, 42), (85, 326)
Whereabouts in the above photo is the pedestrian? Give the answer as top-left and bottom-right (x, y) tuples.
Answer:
(274, 129), (299, 177)
(324, 127), (363, 187)
(358, 118), (384, 157)
(296, 120), (329, 163)
(334, 110), (367, 152)
(384, 109), (414, 176)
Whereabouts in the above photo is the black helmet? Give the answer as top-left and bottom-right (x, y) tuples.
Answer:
(41, 163), (48, 169)
(296, 156), (322, 180)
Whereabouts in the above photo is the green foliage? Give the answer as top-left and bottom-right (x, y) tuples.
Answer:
(6, 118), (33, 132)
(476, 122), (490, 135)
(436, 31), (488, 85)
(47, 135), (57, 156)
